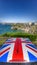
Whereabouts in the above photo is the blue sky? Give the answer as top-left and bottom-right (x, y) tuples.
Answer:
(0, 0), (37, 23)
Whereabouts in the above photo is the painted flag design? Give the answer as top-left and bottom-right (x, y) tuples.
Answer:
(0, 38), (37, 63)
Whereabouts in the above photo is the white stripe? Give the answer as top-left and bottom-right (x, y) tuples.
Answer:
(0, 49), (10, 57)
(0, 45), (10, 52)
(21, 38), (31, 43)
(5, 42), (13, 44)
(8, 38), (16, 41)
(21, 38), (25, 41)
(26, 45), (37, 51)
(7, 43), (15, 62)
(12, 38), (16, 41)
(22, 43), (29, 62)
(27, 47), (37, 57)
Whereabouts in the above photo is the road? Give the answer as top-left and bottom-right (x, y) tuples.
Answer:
(0, 62), (37, 65)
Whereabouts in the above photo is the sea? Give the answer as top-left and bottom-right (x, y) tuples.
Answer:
(0, 23), (15, 34)
(0, 23), (22, 35)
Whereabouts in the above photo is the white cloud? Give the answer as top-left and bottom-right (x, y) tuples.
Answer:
(0, 17), (35, 23)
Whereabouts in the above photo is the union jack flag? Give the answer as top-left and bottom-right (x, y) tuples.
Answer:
(0, 38), (37, 63)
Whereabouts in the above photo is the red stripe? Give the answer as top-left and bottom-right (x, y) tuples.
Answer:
(26, 46), (37, 53)
(5, 41), (15, 44)
(0, 47), (10, 55)
(22, 41), (32, 43)
(11, 38), (24, 61)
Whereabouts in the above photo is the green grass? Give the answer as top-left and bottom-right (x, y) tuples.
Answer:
(0, 37), (9, 45)
(2, 32), (37, 41)
(0, 32), (37, 45)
